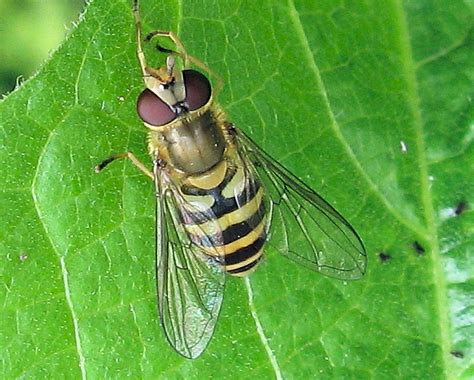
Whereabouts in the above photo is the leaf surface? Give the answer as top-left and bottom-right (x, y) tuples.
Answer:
(1, 0), (472, 378)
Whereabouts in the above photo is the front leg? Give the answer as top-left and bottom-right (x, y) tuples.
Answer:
(95, 152), (154, 180)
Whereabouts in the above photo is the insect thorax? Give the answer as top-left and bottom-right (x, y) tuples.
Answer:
(147, 107), (230, 174)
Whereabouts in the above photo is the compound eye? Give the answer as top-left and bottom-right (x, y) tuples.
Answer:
(183, 69), (211, 111)
(137, 89), (176, 126)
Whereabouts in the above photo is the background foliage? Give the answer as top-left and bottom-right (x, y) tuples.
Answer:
(0, 0), (84, 95)
(1, 0), (472, 378)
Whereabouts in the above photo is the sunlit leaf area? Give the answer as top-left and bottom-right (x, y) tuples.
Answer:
(1, 0), (472, 378)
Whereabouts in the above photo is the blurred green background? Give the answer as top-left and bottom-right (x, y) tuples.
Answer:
(0, 0), (85, 96)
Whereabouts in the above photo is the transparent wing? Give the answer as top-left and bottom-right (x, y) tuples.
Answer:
(237, 129), (367, 280)
(154, 163), (225, 359)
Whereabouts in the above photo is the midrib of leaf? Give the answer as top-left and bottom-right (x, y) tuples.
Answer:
(287, 0), (451, 376)
(394, 0), (450, 377)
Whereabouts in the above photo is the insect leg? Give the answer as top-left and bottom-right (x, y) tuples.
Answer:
(146, 30), (224, 96)
(95, 152), (154, 180)
(132, 0), (149, 78)
(145, 30), (188, 60)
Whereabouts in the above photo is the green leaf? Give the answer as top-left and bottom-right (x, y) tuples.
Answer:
(1, 0), (472, 378)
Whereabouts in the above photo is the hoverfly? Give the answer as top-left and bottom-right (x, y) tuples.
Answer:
(96, 0), (367, 359)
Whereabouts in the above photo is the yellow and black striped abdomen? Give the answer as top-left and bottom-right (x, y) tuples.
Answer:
(180, 162), (267, 276)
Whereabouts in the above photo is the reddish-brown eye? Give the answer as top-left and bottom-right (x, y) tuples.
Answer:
(183, 69), (211, 111)
(136, 89), (176, 126)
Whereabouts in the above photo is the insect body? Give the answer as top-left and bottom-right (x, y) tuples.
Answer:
(96, 0), (367, 359)
(179, 152), (267, 276)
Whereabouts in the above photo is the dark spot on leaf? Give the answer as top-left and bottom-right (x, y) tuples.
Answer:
(454, 201), (467, 216)
(412, 241), (425, 255)
(378, 252), (391, 263)
(450, 350), (464, 359)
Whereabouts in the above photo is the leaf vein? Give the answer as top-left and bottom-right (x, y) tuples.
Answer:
(244, 277), (283, 380)
(396, 0), (450, 376)
(31, 113), (87, 378)
(286, 0), (428, 237)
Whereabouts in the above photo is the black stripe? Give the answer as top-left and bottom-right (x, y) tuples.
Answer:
(224, 236), (266, 266)
(227, 255), (263, 274)
(210, 181), (259, 219)
(187, 201), (266, 247)
(221, 202), (265, 244)
(181, 180), (260, 225)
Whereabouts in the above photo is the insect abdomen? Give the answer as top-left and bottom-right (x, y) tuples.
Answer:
(180, 162), (267, 276)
